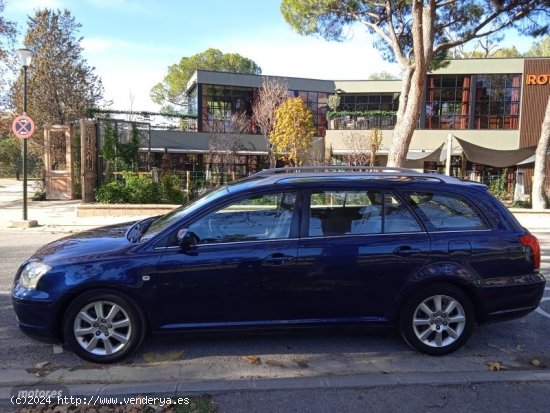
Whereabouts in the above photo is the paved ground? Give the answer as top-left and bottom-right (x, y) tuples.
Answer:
(1, 177), (550, 412)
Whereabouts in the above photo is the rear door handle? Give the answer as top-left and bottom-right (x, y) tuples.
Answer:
(264, 253), (295, 265)
(393, 246), (422, 257)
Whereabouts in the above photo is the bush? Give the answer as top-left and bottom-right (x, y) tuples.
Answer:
(95, 172), (186, 204)
(95, 180), (129, 203)
(123, 172), (158, 204)
(160, 174), (185, 204)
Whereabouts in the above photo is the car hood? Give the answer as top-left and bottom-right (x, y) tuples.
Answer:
(30, 221), (136, 266)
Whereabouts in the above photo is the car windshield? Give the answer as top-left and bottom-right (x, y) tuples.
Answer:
(139, 185), (229, 242)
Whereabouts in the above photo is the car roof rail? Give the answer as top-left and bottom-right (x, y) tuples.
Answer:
(249, 166), (464, 184)
(252, 166), (417, 176)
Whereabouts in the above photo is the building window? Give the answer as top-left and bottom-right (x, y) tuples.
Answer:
(200, 84), (254, 133)
(341, 93), (399, 112)
(425, 75), (471, 129)
(474, 74), (521, 130)
(288, 90), (328, 136)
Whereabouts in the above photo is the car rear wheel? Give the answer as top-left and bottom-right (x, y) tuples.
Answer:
(63, 290), (146, 363)
(400, 284), (474, 356)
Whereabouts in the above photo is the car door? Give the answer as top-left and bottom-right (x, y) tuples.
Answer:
(296, 189), (431, 321)
(151, 191), (302, 330)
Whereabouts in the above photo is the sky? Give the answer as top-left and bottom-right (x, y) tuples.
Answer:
(3, 0), (539, 112)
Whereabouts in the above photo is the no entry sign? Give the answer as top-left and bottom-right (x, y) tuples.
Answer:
(12, 115), (35, 139)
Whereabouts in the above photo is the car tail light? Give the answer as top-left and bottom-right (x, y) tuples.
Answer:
(520, 233), (540, 270)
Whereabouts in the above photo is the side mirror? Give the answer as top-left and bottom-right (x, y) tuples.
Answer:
(177, 229), (198, 251)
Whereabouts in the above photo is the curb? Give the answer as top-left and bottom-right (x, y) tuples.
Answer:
(2, 370), (550, 403)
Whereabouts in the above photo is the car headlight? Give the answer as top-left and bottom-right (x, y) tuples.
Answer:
(18, 262), (51, 290)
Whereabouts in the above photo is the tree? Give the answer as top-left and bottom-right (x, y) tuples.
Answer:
(525, 35), (550, 56)
(0, 136), (21, 176)
(342, 131), (372, 166)
(0, 0), (17, 110)
(252, 77), (288, 168)
(369, 71), (399, 80)
(281, 0), (550, 167)
(151, 48), (262, 112)
(10, 9), (104, 147)
(270, 97), (316, 166)
(208, 111), (248, 183)
(532, 96), (550, 210)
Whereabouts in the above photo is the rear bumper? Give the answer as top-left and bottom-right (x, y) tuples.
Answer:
(476, 272), (546, 323)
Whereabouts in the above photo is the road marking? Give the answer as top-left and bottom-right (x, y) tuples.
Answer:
(536, 297), (550, 319)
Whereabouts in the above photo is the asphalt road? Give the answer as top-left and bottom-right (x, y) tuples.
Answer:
(1, 230), (549, 381)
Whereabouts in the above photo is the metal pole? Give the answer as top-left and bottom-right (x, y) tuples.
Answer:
(445, 133), (453, 176)
(22, 65), (28, 221)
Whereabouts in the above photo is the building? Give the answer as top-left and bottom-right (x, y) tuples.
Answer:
(148, 57), (550, 195)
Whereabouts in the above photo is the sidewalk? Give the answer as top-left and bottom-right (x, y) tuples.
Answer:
(0, 178), (142, 232)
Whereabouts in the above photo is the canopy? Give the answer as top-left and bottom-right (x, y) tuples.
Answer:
(406, 143), (445, 162)
(454, 137), (535, 168)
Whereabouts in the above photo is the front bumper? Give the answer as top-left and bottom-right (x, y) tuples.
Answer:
(12, 287), (61, 343)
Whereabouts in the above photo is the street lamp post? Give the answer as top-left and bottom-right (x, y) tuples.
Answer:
(18, 48), (33, 221)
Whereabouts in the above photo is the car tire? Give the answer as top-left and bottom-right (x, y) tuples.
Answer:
(399, 283), (474, 356)
(62, 290), (146, 363)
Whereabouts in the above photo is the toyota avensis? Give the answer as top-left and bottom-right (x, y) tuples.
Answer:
(12, 167), (545, 363)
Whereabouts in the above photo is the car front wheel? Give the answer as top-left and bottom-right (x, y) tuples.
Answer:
(400, 284), (474, 356)
(63, 290), (146, 363)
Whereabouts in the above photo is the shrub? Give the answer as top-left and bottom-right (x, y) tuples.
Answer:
(123, 172), (158, 204)
(95, 180), (129, 203)
(95, 172), (187, 204)
(160, 174), (185, 204)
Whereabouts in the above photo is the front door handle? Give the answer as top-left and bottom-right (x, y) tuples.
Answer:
(393, 246), (422, 257)
(264, 253), (295, 265)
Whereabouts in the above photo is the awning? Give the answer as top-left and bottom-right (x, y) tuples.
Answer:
(406, 143), (445, 162)
(455, 137), (536, 168)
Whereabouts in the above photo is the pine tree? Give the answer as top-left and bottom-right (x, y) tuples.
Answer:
(10, 9), (104, 146)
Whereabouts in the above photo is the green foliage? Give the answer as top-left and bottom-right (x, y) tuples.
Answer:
(0, 136), (21, 176)
(117, 124), (140, 168)
(100, 121), (141, 172)
(282, 0), (550, 63)
(100, 120), (118, 164)
(327, 110), (397, 120)
(511, 199), (532, 208)
(11, 9), (103, 147)
(96, 172), (186, 204)
(150, 48), (262, 109)
(123, 172), (158, 204)
(525, 35), (550, 57)
(95, 180), (128, 204)
(32, 189), (46, 201)
(0, 0), (17, 107)
(368, 71), (400, 80)
(160, 174), (185, 204)
(488, 170), (510, 201)
(85, 108), (196, 119)
(327, 94), (341, 111)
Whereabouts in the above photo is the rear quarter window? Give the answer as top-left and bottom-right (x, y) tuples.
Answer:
(404, 191), (488, 231)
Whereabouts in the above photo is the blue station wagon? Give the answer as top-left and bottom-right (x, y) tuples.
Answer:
(12, 167), (545, 363)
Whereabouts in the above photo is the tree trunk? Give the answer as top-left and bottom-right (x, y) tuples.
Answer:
(386, 66), (426, 167)
(532, 96), (550, 210)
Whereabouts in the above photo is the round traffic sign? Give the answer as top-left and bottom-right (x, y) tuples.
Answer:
(12, 115), (35, 139)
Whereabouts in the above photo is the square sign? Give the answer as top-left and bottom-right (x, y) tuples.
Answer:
(12, 115), (35, 139)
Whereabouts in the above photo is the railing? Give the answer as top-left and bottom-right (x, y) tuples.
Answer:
(330, 115), (397, 130)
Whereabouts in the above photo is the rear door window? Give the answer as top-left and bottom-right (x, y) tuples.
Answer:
(404, 192), (487, 231)
(307, 190), (422, 236)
